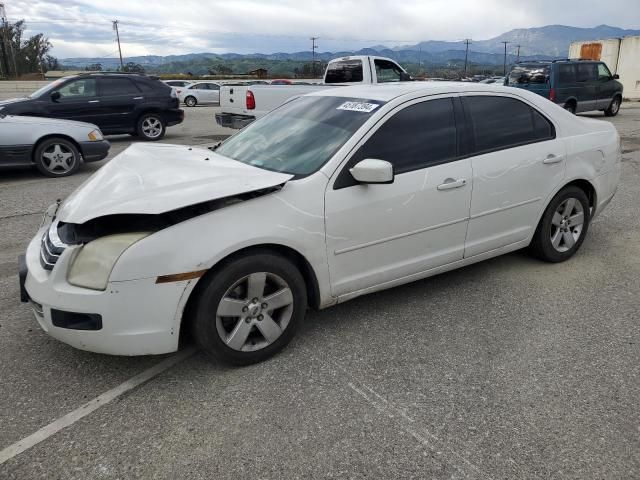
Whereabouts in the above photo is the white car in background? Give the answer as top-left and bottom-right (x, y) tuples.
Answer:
(178, 81), (221, 107)
(0, 113), (109, 177)
(21, 83), (620, 365)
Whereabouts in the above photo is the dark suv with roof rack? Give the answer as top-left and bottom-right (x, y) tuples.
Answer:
(506, 59), (623, 116)
(0, 73), (184, 140)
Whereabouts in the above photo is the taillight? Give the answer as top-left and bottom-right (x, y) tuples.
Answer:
(246, 90), (255, 110)
(549, 88), (556, 102)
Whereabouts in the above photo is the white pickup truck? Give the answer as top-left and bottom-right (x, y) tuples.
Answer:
(215, 56), (410, 129)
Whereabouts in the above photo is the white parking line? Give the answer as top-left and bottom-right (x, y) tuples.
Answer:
(0, 347), (196, 465)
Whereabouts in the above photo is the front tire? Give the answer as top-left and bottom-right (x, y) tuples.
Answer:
(33, 137), (81, 177)
(136, 113), (166, 141)
(604, 96), (621, 117)
(192, 252), (307, 365)
(529, 186), (590, 263)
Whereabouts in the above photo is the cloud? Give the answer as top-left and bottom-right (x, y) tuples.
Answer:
(4, 0), (639, 58)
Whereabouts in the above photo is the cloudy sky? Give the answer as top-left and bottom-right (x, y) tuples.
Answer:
(4, 0), (639, 58)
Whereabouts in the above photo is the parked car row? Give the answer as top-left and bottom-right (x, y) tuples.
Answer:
(0, 72), (185, 176)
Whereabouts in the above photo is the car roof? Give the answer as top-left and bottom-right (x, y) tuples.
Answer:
(307, 81), (522, 102)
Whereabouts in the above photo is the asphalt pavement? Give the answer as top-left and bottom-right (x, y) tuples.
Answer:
(0, 104), (639, 479)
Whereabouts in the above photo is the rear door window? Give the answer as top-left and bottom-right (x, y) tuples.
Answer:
(325, 60), (364, 84)
(99, 78), (141, 96)
(463, 96), (555, 154)
(558, 64), (577, 83)
(577, 63), (597, 82)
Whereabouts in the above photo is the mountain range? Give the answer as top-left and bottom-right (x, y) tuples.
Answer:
(60, 24), (640, 72)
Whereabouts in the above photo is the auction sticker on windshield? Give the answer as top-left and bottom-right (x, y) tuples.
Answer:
(337, 101), (380, 113)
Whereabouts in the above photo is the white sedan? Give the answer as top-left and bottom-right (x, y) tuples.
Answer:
(177, 81), (221, 106)
(21, 83), (620, 364)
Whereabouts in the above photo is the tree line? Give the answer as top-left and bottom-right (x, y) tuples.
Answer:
(0, 20), (59, 78)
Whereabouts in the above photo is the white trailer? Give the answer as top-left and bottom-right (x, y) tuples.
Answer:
(569, 36), (640, 100)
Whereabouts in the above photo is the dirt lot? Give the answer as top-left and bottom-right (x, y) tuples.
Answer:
(1, 104), (639, 479)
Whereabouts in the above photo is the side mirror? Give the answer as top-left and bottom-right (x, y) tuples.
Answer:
(50, 91), (61, 102)
(349, 159), (394, 184)
(613, 74), (620, 79)
(399, 72), (412, 82)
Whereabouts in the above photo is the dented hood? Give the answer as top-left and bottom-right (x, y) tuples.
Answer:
(57, 143), (293, 224)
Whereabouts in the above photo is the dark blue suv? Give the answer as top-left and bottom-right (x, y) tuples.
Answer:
(506, 60), (623, 116)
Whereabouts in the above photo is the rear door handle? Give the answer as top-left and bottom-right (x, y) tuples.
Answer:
(133, 96), (144, 100)
(88, 100), (100, 104)
(437, 178), (467, 191)
(543, 154), (564, 164)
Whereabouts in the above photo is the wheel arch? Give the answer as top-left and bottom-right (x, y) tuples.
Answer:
(136, 108), (166, 123)
(532, 177), (597, 239)
(563, 178), (597, 213)
(31, 134), (83, 164)
(178, 243), (322, 345)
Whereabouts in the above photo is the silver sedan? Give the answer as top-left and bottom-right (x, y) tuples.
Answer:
(0, 114), (110, 177)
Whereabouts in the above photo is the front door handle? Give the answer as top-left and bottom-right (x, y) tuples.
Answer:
(133, 96), (144, 100)
(543, 154), (564, 164)
(88, 100), (100, 104)
(437, 178), (467, 191)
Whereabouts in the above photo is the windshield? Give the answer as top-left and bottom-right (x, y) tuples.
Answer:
(216, 96), (385, 176)
(507, 64), (550, 85)
(29, 79), (65, 98)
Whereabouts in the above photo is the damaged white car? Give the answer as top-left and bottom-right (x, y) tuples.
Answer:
(20, 83), (621, 364)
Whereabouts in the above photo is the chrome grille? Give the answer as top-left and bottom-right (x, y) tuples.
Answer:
(40, 221), (66, 271)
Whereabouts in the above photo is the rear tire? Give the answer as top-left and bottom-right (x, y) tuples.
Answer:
(33, 137), (81, 178)
(529, 186), (590, 263)
(563, 102), (576, 114)
(184, 96), (197, 107)
(191, 252), (307, 365)
(136, 113), (166, 141)
(604, 96), (621, 117)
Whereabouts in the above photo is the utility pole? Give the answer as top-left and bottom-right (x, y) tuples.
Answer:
(113, 20), (124, 71)
(0, 3), (10, 78)
(515, 44), (521, 63)
(463, 39), (472, 78)
(501, 41), (510, 76)
(310, 36), (318, 78)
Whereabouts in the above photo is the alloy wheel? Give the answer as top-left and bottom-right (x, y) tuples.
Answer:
(141, 117), (163, 138)
(215, 272), (294, 352)
(611, 99), (620, 114)
(550, 197), (585, 252)
(41, 143), (76, 174)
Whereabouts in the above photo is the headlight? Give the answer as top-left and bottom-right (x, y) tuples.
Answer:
(87, 129), (103, 141)
(67, 232), (150, 290)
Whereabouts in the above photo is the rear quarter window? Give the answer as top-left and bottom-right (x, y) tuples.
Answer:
(508, 65), (550, 85)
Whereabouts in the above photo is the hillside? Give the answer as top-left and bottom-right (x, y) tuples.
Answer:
(59, 24), (640, 74)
